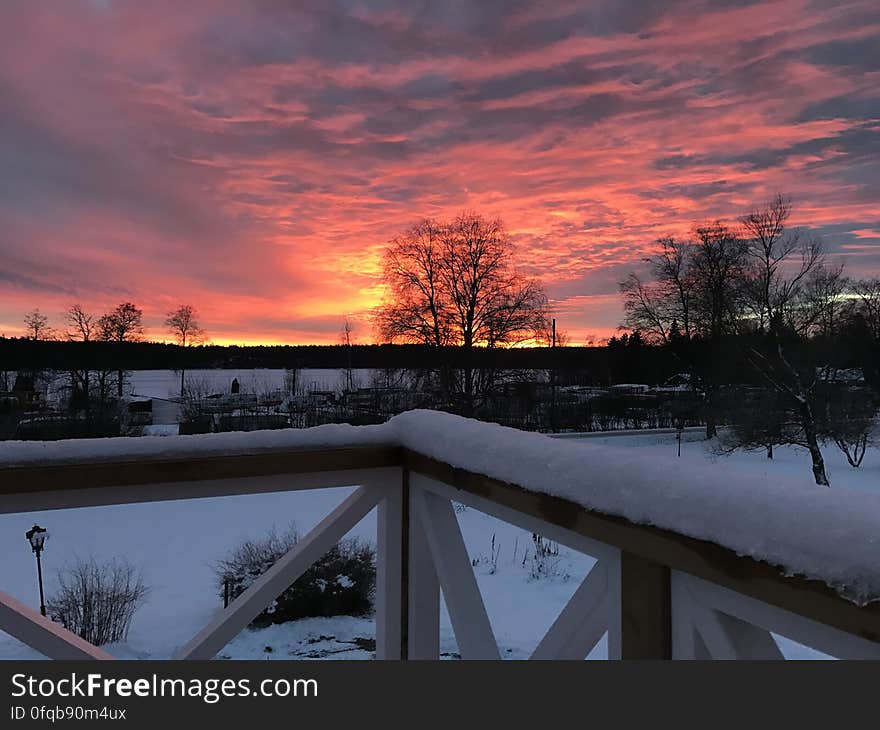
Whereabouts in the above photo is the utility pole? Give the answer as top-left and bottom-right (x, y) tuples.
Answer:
(551, 318), (557, 433)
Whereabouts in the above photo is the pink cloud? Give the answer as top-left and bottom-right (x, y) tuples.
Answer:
(0, 0), (877, 344)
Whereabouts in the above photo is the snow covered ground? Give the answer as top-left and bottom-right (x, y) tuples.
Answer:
(0, 485), (603, 660)
(2, 430), (874, 660)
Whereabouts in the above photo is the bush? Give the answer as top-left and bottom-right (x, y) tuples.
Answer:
(525, 533), (567, 582)
(818, 385), (878, 468)
(214, 526), (376, 627)
(48, 557), (149, 646)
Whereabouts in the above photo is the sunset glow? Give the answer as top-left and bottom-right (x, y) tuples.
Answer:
(1, 0), (878, 344)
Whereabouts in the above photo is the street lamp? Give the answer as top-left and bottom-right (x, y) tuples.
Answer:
(25, 525), (49, 617)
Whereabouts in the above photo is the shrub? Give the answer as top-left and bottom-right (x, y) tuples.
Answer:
(48, 557), (149, 646)
(525, 534), (567, 582)
(214, 526), (376, 627)
(819, 385), (878, 468)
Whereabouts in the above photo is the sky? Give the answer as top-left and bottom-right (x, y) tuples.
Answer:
(0, 0), (878, 345)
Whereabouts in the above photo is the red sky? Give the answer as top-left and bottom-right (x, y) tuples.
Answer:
(1, 0), (878, 345)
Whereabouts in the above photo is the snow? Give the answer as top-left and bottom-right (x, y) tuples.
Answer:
(3, 428), (867, 660)
(0, 421), (393, 467)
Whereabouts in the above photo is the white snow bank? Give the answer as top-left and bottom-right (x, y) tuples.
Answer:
(2, 409), (879, 604)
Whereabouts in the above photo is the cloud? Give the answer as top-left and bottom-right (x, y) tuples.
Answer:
(0, 0), (877, 342)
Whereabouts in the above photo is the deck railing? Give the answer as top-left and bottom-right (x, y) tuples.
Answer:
(2, 416), (879, 660)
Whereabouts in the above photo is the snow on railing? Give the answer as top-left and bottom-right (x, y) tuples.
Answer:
(2, 410), (880, 661)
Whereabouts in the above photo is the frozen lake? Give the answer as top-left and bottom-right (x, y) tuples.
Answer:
(130, 369), (374, 399)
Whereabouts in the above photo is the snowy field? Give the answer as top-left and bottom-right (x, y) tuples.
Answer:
(2, 428), (873, 660)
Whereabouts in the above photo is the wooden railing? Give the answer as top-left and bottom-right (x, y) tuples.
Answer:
(2, 431), (879, 660)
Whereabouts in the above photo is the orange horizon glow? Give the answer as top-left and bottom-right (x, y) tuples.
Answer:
(1, 1), (877, 346)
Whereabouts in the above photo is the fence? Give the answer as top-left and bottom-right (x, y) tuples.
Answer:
(1, 412), (878, 660)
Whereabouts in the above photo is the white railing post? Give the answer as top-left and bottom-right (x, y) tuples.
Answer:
(606, 550), (622, 660)
(375, 469), (404, 659)
(406, 471), (440, 659)
(671, 572), (710, 659)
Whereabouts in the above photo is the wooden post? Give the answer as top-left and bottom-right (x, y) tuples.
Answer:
(399, 469), (410, 659)
(376, 470), (404, 659)
(619, 551), (672, 659)
(407, 475), (440, 659)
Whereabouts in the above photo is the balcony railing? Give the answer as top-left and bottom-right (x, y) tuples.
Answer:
(1, 411), (879, 660)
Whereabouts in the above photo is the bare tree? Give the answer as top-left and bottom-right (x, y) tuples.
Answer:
(23, 309), (54, 341)
(378, 212), (547, 412)
(739, 196), (834, 485)
(99, 302), (144, 343)
(442, 213), (548, 349)
(179, 375), (215, 424)
(621, 237), (696, 345)
(619, 194), (850, 484)
(846, 277), (880, 394)
(340, 318), (356, 392)
(165, 304), (204, 347)
(821, 385), (877, 468)
(799, 265), (848, 342)
(99, 302), (144, 398)
(48, 557), (149, 646)
(850, 277), (880, 341)
(691, 222), (749, 339)
(621, 227), (746, 437)
(65, 304), (95, 342)
(741, 194), (798, 330)
(377, 219), (450, 347)
(165, 305), (205, 397)
(64, 305), (97, 414)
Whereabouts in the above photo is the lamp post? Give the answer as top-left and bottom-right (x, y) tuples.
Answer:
(25, 525), (49, 617)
